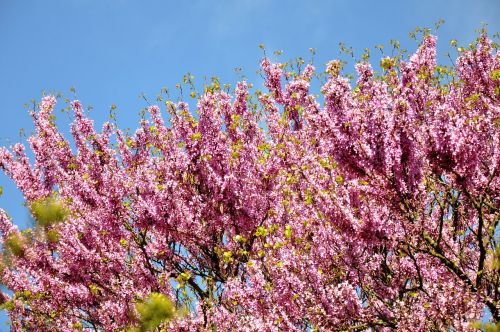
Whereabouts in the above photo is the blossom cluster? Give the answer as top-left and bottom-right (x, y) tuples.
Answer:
(0, 34), (498, 331)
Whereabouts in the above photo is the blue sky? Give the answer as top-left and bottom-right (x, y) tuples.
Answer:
(0, 0), (499, 328)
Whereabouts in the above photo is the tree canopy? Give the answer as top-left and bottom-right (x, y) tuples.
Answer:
(0, 33), (499, 331)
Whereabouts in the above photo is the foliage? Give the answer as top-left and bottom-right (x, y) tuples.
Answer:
(473, 322), (500, 332)
(30, 195), (68, 228)
(0, 32), (498, 331)
(129, 293), (176, 332)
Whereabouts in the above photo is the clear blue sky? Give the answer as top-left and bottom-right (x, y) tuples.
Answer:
(0, 0), (499, 329)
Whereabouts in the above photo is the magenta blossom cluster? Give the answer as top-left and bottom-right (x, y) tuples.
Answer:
(0, 34), (499, 331)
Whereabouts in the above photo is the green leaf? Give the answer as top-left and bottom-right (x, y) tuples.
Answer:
(135, 293), (176, 331)
(190, 132), (202, 140)
(31, 195), (68, 228)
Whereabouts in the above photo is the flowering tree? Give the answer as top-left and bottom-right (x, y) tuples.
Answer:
(0, 32), (499, 331)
